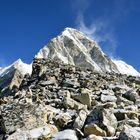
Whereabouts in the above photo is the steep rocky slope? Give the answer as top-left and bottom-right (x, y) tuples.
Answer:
(0, 58), (140, 140)
(0, 59), (32, 97)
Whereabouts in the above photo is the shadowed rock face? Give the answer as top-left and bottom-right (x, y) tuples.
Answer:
(0, 58), (140, 139)
(0, 69), (23, 97)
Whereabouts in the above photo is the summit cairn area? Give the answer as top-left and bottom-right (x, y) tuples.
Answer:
(0, 58), (140, 140)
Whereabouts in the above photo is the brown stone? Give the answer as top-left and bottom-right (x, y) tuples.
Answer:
(84, 124), (106, 137)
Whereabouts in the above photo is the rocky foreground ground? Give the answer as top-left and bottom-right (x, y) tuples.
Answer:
(0, 58), (140, 140)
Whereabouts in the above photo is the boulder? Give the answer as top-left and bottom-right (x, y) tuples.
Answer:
(123, 90), (140, 103)
(39, 79), (56, 86)
(0, 103), (59, 135)
(74, 100), (87, 110)
(86, 107), (117, 136)
(84, 123), (107, 137)
(74, 92), (91, 108)
(55, 112), (72, 128)
(114, 108), (138, 121)
(116, 96), (134, 106)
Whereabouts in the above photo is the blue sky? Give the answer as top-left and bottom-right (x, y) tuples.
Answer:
(0, 0), (140, 71)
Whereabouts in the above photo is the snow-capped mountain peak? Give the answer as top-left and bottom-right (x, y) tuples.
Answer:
(0, 59), (32, 78)
(35, 27), (140, 76)
(12, 59), (32, 75)
(36, 27), (119, 73)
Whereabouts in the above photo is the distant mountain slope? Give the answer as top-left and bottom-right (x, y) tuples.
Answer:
(0, 59), (32, 96)
(0, 59), (32, 77)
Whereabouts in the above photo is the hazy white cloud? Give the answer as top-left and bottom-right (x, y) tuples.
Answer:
(75, 14), (118, 57)
(76, 15), (104, 42)
(71, 0), (140, 58)
(72, 0), (118, 57)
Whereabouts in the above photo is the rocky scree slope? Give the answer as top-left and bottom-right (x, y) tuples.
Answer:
(0, 58), (140, 140)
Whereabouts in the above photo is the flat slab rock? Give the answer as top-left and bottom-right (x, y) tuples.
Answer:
(7, 124), (58, 140)
(51, 129), (78, 140)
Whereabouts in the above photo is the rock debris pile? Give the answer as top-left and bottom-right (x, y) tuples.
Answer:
(0, 58), (140, 140)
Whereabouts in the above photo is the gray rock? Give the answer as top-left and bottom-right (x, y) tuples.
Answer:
(87, 134), (118, 140)
(39, 80), (56, 86)
(55, 112), (72, 128)
(119, 127), (140, 140)
(63, 78), (80, 88)
(123, 90), (140, 103)
(101, 94), (117, 103)
(74, 109), (88, 129)
(116, 96), (134, 106)
(1, 57), (140, 140)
